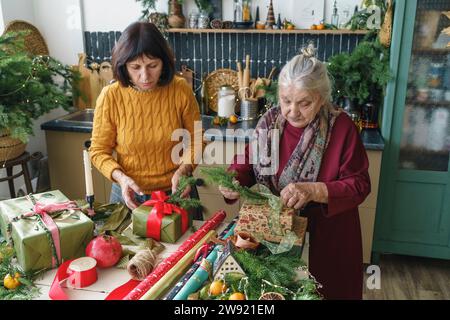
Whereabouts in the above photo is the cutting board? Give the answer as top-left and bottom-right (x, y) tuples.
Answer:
(75, 53), (93, 109)
(74, 54), (113, 109)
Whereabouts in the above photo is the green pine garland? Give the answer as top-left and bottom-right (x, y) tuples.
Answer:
(0, 242), (41, 300)
(233, 249), (322, 300)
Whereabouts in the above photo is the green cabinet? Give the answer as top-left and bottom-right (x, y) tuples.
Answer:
(373, 0), (450, 260)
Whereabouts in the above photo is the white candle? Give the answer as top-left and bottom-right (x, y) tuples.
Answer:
(83, 150), (94, 196)
(218, 95), (235, 118)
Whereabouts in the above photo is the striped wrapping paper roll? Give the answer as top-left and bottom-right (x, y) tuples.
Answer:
(163, 217), (238, 300)
(139, 230), (217, 300)
(123, 210), (227, 300)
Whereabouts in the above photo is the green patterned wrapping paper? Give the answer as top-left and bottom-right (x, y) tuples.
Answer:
(132, 205), (192, 243)
(0, 190), (94, 272)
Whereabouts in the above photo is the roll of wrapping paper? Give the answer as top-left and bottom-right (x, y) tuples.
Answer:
(173, 245), (220, 300)
(123, 210), (226, 300)
(172, 221), (238, 300)
(163, 217), (238, 300)
(139, 230), (217, 300)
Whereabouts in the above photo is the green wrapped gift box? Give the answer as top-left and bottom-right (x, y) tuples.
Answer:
(0, 190), (94, 272)
(132, 204), (192, 244)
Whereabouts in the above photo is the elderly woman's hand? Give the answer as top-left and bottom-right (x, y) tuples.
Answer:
(280, 182), (329, 209)
(218, 179), (241, 200)
(219, 186), (241, 200)
(171, 164), (193, 198)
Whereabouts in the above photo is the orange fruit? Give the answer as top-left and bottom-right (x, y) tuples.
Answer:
(3, 274), (21, 290)
(310, 24), (317, 30)
(229, 292), (246, 300)
(229, 115), (238, 124)
(317, 23), (326, 30)
(213, 116), (220, 125)
(209, 280), (227, 296)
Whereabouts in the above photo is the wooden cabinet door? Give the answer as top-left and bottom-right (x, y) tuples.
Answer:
(374, 0), (450, 259)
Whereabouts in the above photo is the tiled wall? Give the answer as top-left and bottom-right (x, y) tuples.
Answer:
(84, 30), (366, 91)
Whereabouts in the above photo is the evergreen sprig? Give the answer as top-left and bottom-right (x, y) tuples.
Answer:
(233, 249), (321, 300)
(0, 243), (41, 300)
(167, 176), (202, 210)
(200, 167), (268, 202)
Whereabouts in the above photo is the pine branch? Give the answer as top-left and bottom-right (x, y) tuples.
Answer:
(167, 176), (202, 210)
(0, 243), (41, 300)
(200, 167), (268, 202)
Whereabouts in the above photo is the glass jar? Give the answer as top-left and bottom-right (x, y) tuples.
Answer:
(429, 62), (445, 88)
(198, 11), (210, 29)
(217, 85), (236, 118)
(234, 0), (252, 23)
(188, 12), (199, 29)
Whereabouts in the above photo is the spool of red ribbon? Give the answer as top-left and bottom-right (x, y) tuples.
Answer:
(49, 257), (98, 300)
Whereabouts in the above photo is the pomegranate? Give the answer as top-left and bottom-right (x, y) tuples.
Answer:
(85, 235), (122, 268)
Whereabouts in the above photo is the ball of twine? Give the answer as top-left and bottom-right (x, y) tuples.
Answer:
(127, 248), (159, 281)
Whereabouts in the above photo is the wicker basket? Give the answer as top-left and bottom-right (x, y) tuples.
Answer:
(3, 20), (49, 56)
(0, 130), (26, 162)
(204, 69), (239, 112)
(379, 0), (393, 48)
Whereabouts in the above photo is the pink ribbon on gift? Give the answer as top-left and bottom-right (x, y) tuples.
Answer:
(23, 200), (80, 268)
(142, 191), (188, 241)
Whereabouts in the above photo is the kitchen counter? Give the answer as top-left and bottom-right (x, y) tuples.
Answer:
(41, 112), (385, 151)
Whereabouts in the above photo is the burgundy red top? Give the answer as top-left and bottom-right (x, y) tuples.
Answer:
(228, 113), (370, 299)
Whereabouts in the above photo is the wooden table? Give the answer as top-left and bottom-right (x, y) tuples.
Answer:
(33, 221), (309, 300)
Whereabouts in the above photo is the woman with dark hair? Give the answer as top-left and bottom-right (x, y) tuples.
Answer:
(90, 22), (203, 210)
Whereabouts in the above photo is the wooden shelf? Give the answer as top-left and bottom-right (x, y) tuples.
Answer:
(167, 28), (369, 35)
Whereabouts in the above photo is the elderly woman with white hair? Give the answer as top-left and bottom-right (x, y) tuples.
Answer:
(219, 45), (371, 300)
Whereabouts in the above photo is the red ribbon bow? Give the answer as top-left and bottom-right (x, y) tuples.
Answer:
(142, 191), (188, 241)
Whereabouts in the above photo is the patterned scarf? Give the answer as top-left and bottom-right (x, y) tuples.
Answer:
(252, 105), (340, 194)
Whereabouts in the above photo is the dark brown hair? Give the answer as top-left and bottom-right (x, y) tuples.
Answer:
(112, 22), (175, 87)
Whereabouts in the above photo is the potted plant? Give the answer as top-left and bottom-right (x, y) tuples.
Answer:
(345, 0), (388, 31)
(135, 0), (185, 28)
(0, 32), (80, 161)
(328, 40), (391, 127)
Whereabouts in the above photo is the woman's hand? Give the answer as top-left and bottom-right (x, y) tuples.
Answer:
(280, 182), (328, 210)
(218, 179), (241, 200)
(112, 169), (144, 210)
(171, 164), (193, 198)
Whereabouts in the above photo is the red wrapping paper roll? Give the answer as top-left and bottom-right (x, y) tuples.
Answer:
(122, 210), (226, 300)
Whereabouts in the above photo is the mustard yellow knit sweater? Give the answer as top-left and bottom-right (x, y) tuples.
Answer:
(90, 77), (203, 193)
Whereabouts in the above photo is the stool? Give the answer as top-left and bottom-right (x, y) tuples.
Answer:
(0, 152), (33, 199)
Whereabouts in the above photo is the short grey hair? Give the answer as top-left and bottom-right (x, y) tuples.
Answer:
(278, 44), (333, 106)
